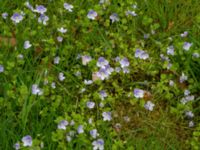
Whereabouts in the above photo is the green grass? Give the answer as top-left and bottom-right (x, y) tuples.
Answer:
(0, 0), (200, 149)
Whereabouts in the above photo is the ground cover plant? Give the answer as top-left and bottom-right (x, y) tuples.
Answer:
(0, 0), (200, 149)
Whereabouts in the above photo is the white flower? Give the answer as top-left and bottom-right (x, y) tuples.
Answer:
(87, 101), (95, 109)
(84, 79), (93, 85)
(58, 27), (67, 33)
(22, 135), (32, 147)
(57, 120), (68, 130)
(92, 139), (104, 150)
(77, 125), (84, 134)
(54, 56), (60, 64)
(82, 55), (92, 65)
(179, 73), (188, 83)
(102, 112), (112, 121)
(90, 129), (99, 138)
(183, 42), (192, 51)
(58, 72), (65, 81)
(144, 101), (155, 111)
(32, 84), (43, 95)
(87, 10), (98, 20)
(133, 88), (144, 98)
(24, 41), (32, 49)
(64, 3), (73, 12)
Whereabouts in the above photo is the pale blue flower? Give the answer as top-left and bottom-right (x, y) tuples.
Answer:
(87, 101), (95, 109)
(38, 14), (49, 25)
(87, 10), (98, 20)
(180, 95), (194, 104)
(167, 45), (174, 55)
(110, 13), (119, 23)
(90, 129), (99, 139)
(185, 111), (194, 118)
(57, 36), (63, 42)
(184, 89), (190, 96)
(96, 68), (109, 80)
(119, 57), (129, 68)
(58, 72), (65, 81)
(35, 5), (47, 14)
(51, 82), (56, 89)
(189, 121), (194, 127)
(99, 90), (107, 100)
(144, 101), (155, 111)
(66, 135), (72, 142)
(104, 65), (114, 75)
(102, 112), (112, 121)
(179, 72), (188, 83)
(144, 34), (150, 39)
(0, 65), (4, 73)
(32, 84), (43, 95)
(133, 88), (144, 98)
(77, 125), (84, 134)
(82, 55), (92, 65)
(122, 67), (130, 73)
(70, 120), (75, 126)
(126, 10), (137, 16)
(180, 31), (188, 37)
(169, 80), (174, 86)
(115, 67), (121, 73)
(64, 3), (73, 12)
(54, 56), (60, 64)
(88, 118), (93, 124)
(2, 12), (8, 19)
(22, 135), (32, 147)
(135, 49), (149, 60)
(92, 139), (104, 150)
(17, 54), (24, 59)
(84, 79), (93, 85)
(183, 42), (192, 51)
(13, 142), (20, 150)
(11, 13), (23, 23)
(192, 52), (199, 58)
(96, 57), (109, 68)
(160, 54), (169, 62)
(24, 41), (32, 49)
(58, 120), (68, 130)
(25, 1), (34, 11)
(58, 27), (67, 33)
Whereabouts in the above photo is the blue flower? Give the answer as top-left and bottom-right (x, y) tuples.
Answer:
(82, 55), (92, 65)
(11, 13), (24, 23)
(57, 36), (63, 42)
(180, 31), (188, 37)
(96, 57), (109, 68)
(13, 142), (20, 150)
(58, 27), (67, 33)
(192, 52), (199, 58)
(2, 12), (8, 19)
(54, 56), (60, 64)
(144, 101), (155, 111)
(22, 135), (32, 147)
(87, 101), (95, 109)
(32, 84), (43, 95)
(126, 10), (137, 16)
(24, 41), (32, 49)
(35, 5), (47, 14)
(135, 49), (149, 60)
(90, 129), (99, 139)
(110, 13), (119, 23)
(57, 120), (68, 130)
(0, 65), (4, 73)
(119, 57), (129, 68)
(25, 1), (34, 11)
(185, 111), (194, 119)
(133, 88), (144, 98)
(87, 10), (98, 20)
(77, 125), (84, 134)
(167, 45), (174, 55)
(64, 3), (73, 12)
(183, 42), (192, 51)
(99, 90), (107, 100)
(38, 14), (49, 25)
(102, 112), (112, 121)
(92, 139), (104, 150)
(96, 68), (109, 80)
(58, 72), (65, 81)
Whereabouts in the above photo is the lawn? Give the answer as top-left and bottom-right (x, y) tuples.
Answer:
(0, 0), (200, 150)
